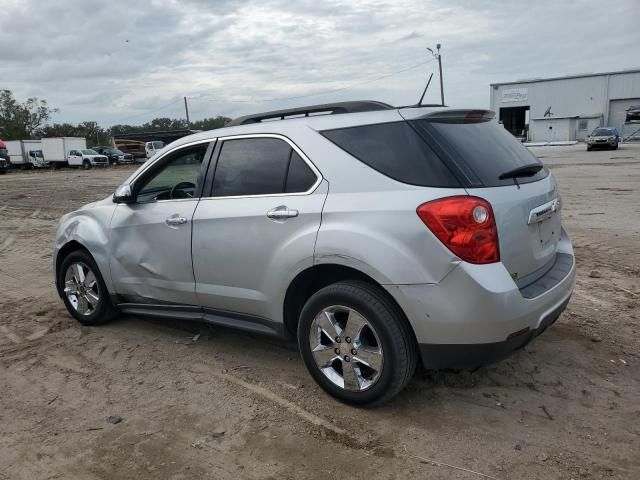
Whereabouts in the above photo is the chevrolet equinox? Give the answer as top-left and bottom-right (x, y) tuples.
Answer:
(54, 101), (575, 405)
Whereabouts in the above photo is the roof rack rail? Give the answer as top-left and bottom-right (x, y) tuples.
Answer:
(226, 101), (394, 127)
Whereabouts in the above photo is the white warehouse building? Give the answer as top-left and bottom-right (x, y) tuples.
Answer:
(489, 68), (640, 142)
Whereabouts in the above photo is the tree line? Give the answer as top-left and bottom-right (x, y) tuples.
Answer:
(0, 89), (231, 144)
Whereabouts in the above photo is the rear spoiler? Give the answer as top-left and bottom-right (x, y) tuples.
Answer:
(412, 109), (496, 124)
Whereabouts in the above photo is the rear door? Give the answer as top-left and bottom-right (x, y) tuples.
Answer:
(409, 112), (561, 283)
(191, 134), (326, 323)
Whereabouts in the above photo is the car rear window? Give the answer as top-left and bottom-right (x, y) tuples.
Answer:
(320, 122), (461, 188)
(411, 118), (547, 187)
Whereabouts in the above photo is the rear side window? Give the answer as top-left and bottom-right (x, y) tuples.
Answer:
(285, 151), (316, 193)
(212, 138), (318, 197)
(412, 119), (548, 187)
(321, 122), (460, 187)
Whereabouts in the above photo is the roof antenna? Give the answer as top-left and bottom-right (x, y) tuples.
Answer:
(416, 72), (434, 107)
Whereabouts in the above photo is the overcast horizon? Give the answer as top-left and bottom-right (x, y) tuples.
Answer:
(1, 0), (638, 127)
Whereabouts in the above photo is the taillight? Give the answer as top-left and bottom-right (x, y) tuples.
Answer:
(416, 196), (500, 264)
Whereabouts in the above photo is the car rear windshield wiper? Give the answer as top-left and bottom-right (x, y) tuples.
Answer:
(498, 163), (543, 188)
(498, 163), (543, 180)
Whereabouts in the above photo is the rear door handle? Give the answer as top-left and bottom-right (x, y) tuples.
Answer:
(165, 215), (188, 226)
(267, 206), (299, 220)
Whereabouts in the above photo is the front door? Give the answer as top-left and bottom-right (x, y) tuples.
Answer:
(109, 141), (213, 305)
(191, 135), (326, 324)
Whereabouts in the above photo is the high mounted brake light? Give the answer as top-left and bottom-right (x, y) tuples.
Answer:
(417, 196), (500, 264)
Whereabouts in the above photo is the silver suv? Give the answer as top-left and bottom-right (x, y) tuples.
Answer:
(54, 102), (575, 405)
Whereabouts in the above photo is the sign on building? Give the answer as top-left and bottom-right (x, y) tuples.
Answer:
(502, 88), (528, 103)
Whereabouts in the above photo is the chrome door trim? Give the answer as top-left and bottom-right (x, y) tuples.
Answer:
(202, 133), (323, 199)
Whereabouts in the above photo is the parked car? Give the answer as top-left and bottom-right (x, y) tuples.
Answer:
(586, 127), (620, 150)
(626, 105), (640, 123)
(145, 141), (164, 159)
(0, 140), (9, 174)
(91, 146), (135, 165)
(54, 101), (575, 405)
(67, 149), (109, 169)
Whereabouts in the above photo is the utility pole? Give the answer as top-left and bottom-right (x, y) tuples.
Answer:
(428, 44), (445, 106)
(184, 96), (191, 125)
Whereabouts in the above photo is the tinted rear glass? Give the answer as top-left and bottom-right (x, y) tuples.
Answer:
(212, 138), (291, 197)
(285, 151), (317, 193)
(321, 122), (461, 187)
(412, 119), (547, 187)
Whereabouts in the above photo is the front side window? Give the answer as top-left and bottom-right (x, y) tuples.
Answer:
(211, 137), (317, 197)
(136, 144), (208, 203)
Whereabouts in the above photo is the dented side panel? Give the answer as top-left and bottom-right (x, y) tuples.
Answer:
(53, 198), (117, 293)
(108, 200), (200, 305)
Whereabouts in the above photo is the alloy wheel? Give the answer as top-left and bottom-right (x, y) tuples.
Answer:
(64, 262), (100, 316)
(309, 305), (384, 391)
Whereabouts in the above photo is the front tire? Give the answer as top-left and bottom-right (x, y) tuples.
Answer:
(57, 250), (117, 325)
(298, 281), (417, 406)
(83, 160), (91, 170)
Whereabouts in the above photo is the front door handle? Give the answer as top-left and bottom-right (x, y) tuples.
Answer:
(267, 206), (299, 220)
(165, 215), (188, 226)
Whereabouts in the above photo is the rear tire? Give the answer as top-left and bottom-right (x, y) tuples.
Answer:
(57, 250), (118, 326)
(298, 280), (417, 406)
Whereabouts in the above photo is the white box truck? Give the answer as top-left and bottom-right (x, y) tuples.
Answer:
(42, 137), (86, 168)
(22, 140), (46, 167)
(6, 140), (47, 168)
(5, 140), (23, 166)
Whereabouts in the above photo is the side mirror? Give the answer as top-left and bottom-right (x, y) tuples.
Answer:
(113, 183), (134, 204)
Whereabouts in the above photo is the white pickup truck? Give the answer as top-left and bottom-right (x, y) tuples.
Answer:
(67, 149), (109, 169)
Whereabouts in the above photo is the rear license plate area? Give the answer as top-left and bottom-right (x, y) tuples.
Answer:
(537, 213), (559, 248)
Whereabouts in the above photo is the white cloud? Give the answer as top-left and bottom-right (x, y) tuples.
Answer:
(0, 0), (638, 125)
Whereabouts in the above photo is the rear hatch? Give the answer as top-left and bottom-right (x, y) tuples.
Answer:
(404, 109), (562, 283)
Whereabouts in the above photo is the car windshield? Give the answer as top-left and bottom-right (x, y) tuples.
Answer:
(592, 128), (613, 136)
(151, 142), (164, 149)
(113, 149), (124, 155)
(82, 149), (98, 155)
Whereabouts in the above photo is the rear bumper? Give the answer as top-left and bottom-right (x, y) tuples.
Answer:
(418, 295), (570, 369)
(384, 228), (575, 369)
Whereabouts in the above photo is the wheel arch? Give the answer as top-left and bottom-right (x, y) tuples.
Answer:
(283, 263), (418, 348)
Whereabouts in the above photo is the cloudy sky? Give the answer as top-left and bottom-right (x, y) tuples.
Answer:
(1, 0), (638, 126)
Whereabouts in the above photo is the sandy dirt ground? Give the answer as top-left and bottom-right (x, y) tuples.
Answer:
(0, 144), (639, 480)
